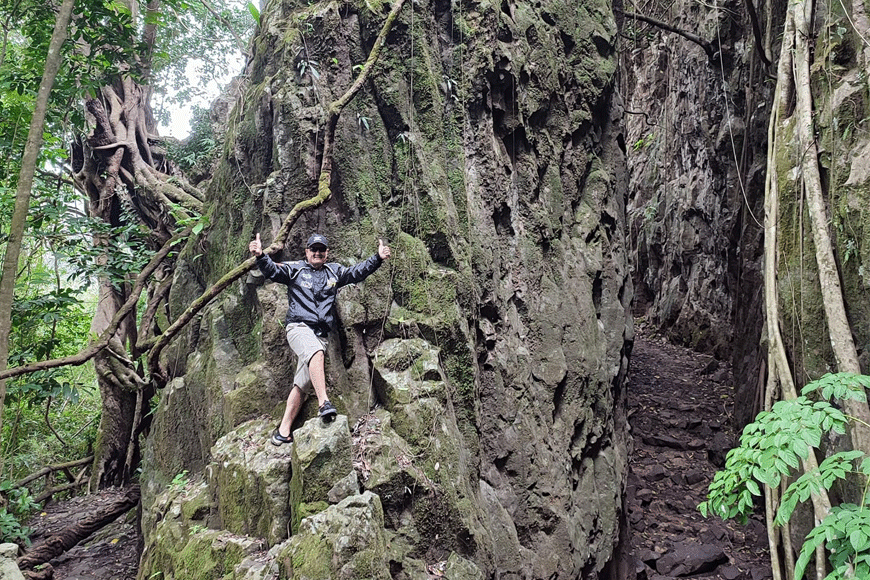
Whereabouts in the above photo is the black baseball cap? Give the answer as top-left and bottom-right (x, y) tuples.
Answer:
(306, 234), (329, 248)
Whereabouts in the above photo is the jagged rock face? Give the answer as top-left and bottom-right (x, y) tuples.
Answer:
(141, 0), (632, 577)
(621, 0), (770, 424)
(623, 0), (870, 425)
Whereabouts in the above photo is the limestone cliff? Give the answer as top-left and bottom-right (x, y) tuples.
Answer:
(138, 0), (633, 578)
(622, 0), (774, 424)
(623, 0), (870, 428)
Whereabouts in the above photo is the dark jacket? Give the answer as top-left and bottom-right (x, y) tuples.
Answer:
(256, 252), (383, 335)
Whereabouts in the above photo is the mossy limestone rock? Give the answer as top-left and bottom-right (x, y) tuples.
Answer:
(277, 491), (390, 580)
(383, 552), (482, 580)
(224, 362), (281, 428)
(372, 338), (445, 408)
(368, 345), (494, 564)
(230, 556), (273, 580)
(290, 414), (353, 531)
(149, 0), (633, 572)
(358, 410), (427, 510)
(441, 552), (484, 580)
(0, 543), (24, 580)
(327, 470), (361, 504)
(139, 479), (264, 580)
(209, 417), (293, 546)
(140, 526), (264, 580)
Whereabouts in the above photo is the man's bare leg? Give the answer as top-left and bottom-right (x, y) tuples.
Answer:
(308, 350), (328, 406)
(278, 386), (304, 438)
(308, 350), (337, 420)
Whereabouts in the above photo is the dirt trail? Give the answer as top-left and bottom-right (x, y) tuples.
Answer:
(626, 332), (771, 580)
(24, 489), (139, 580)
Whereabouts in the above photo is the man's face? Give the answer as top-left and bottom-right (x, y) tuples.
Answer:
(306, 244), (328, 268)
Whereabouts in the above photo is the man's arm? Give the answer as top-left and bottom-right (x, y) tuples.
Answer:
(336, 239), (391, 287)
(249, 233), (291, 283)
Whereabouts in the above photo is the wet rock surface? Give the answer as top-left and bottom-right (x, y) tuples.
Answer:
(627, 332), (771, 580)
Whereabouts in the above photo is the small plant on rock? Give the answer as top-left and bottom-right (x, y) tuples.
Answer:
(170, 470), (189, 491)
(699, 373), (870, 579)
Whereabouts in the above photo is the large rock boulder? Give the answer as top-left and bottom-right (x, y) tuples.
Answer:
(277, 491), (390, 579)
(141, 0), (633, 575)
(139, 477), (266, 579)
(209, 418), (293, 546)
(0, 543), (24, 580)
(290, 414), (354, 532)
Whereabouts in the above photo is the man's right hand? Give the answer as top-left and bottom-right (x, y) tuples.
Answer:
(249, 233), (263, 257)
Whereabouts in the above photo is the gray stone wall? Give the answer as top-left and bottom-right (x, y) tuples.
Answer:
(621, 1), (770, 424)
(140, 0), (633, 577)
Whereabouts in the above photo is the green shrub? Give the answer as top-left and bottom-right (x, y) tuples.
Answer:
(0, 483), (41, 545)
(700, 373), (870, 579)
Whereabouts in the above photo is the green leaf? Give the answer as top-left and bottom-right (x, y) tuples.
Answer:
(781, 450), (800, 470)
(850, 528), (868, 552)
(801, 427), (822, 449)
(246, 2), (260, 22)
(795, 532), (824, 580)
(745, 479), (761, 496)
(792, 437), (809, 459)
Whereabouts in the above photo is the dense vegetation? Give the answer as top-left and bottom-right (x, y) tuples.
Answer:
(0, 0), (252, 541)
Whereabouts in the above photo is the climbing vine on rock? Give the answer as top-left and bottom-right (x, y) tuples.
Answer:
(754, 0), (870, 575)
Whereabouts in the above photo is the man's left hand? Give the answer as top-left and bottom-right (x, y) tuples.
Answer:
(378, 238), (391, 260)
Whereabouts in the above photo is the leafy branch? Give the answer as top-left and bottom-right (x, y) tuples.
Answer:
(0, 228), (192, 382)
(700, 373), (870, 580)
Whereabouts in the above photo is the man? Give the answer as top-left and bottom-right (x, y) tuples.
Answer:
(249, 232), (391, 445)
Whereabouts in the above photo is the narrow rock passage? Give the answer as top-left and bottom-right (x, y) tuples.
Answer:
(626, 332), (772, 580)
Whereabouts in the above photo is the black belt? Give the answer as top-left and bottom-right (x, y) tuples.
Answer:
(290, 320), (330, 337)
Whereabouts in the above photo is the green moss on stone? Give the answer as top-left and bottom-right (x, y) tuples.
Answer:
(181, 485), (213, 522)
(300, 500), (329, 520)
(217, 467), (252, 532)
(286, 532), (333, 578)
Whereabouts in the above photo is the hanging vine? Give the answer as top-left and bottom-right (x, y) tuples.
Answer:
(753, 0), (870, 575)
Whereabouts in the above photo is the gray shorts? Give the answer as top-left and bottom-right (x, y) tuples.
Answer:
(285, 322), (327, 396)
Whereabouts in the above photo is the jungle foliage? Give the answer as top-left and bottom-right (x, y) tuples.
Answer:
(702, 373), (870, 580)
(0, 0), (252, 541)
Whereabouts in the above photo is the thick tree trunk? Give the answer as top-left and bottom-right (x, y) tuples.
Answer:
(88, 271), (142, 488)
(68, 40), (204, 485)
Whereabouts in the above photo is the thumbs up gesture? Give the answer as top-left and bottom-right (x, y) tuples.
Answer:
(249, 233), (263, 257)
(378, 238), (391, 261)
